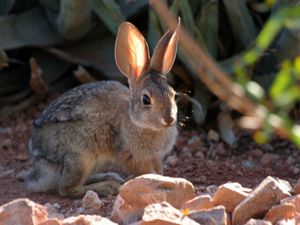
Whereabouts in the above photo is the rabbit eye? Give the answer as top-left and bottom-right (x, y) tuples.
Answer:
(142, 94), (151, 105)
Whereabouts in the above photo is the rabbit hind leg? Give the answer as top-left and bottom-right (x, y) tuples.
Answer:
(85, 172), (125, 185)
(57, 154), (122, 197)
(57, 154), (93, 197)
(83, 180), (121, 196)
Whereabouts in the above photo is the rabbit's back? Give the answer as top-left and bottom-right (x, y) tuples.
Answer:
(30, 81), (129, 163)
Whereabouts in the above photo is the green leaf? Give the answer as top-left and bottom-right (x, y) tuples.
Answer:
(148, 10), (164, 51)
(192, 86), (208, 125)
(256, 14), (285, 49)
(0, 49), (8, 67)
(291, 125), (300, 148)
(187, 0), (202, 16)
(198, 1), (218, 57)
(0, 0), (16, 15)
(0, 7), (61, 50)
(270, 68), (295, 99)
(92, 0), (125, 35)
(56, 0), (93, 40)
(178, 0), (195, 35)
(223, 0), (258, 49)
(31, 49), (71, 85)
(60, 34), (124, 82)
(117, 0), (148, 18)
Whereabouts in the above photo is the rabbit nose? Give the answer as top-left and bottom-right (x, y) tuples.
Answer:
(163, 116), (176, 126)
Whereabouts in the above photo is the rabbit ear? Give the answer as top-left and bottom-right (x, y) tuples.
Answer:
(115, 22), (150, 80)
(150, 19), (180, 75)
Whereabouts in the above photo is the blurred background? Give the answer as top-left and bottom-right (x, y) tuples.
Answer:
(0, 0), (299, 147)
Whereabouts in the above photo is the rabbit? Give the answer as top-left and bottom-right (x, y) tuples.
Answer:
(26, 20), (180, 198)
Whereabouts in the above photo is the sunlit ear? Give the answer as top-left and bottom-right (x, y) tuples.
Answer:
(150, 19), (180, 75)
(115, 22), (150, 80)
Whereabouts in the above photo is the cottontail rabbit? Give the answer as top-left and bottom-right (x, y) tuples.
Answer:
(26, 20), (180, 197)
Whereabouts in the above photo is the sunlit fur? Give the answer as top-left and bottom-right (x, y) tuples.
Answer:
(26, 20), (180, 198)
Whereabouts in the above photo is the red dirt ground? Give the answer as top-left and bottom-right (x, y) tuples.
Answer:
(0, 97), (299, 217)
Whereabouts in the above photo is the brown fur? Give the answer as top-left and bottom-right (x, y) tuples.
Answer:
(26, 21), (180, 197)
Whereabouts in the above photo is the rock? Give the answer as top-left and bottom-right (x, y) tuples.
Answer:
(44, 203), (64, 220)
(292, 167), (300, 175)
(0, 167), (14, 178)
(52, 203), (61, 209)
(0, 198), (117, 225)
(248, 149), (264, 159)
(206, 185), (218, 194)
(2, 139), (11, 149)
(82, 190), (103, 214)
(181, 147), (193, 158)
(275, 219), (296, 225)
(284, 156), (296, 166)
(260, 153), (279, 168)
(166, 155), (178, 167)
(194, 151), (205, 159)
(213, 182), (252, 213)
(182, 194), (214, 211)
(16, 170), (30, 181)
(215, 143), (226, 156)
(141, 202), (199, 225)
(187, 135), (202, 150)
(188, 206), (228, 225)
(294, 178), (300, 194)
(0, 127), (12, 134)
(295, 195), (300, 213)
(208, 130), (220, 142)
(241, 160), (259, 171)
(17, 143), (26, 151)
(280, 196), (297, 205)
(111, 174), (195, 224)
(244, 219), (272, 225)
(16, 152), (29, 162)
(0, 198), (48, 225)
(232, 176), (292, 225)
(61, 215), (117, 225)
(264, 203), (295, 224)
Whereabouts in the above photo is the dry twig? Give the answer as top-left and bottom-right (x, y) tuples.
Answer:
(29, 57), (48, 95)
(74, 65), (96, 83)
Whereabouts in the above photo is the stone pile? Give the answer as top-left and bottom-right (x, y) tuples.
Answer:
(1, 174), (300, 225)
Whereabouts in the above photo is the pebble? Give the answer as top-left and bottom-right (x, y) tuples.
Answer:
(0, 167), (14, 178)
(44, 203), (64, 220)
(82, 190), (103, 214)
(53, 203), (61, 209)
(260, 153), (279, 168)
(241, 160), (259, 171)
(206, 185), (218, 193)
(2, 139), (11, 149)
(16, 170), (30, 181)
(194, 151), (205, 159)
(0, 127), (12, 134)
(205, 160), (217, 171)
(181, 147), (193, 158)
(249, 148), (264, 158)
(166, 155), (178, 167)
(285, 156), (296, 166)
(187, 135), (202, 146)
(208, 129), (220, 142)
(186, 135), (203, 153)
(18, 143), (26, 152)
(215, 143), (226, 156)
(16, 153), (29, 162)
(292, 167), (300, 175)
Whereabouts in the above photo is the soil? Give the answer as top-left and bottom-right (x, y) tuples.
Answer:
(0, 95), (299, 218)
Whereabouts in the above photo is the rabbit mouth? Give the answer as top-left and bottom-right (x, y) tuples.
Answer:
(129, 114), (173, 131)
